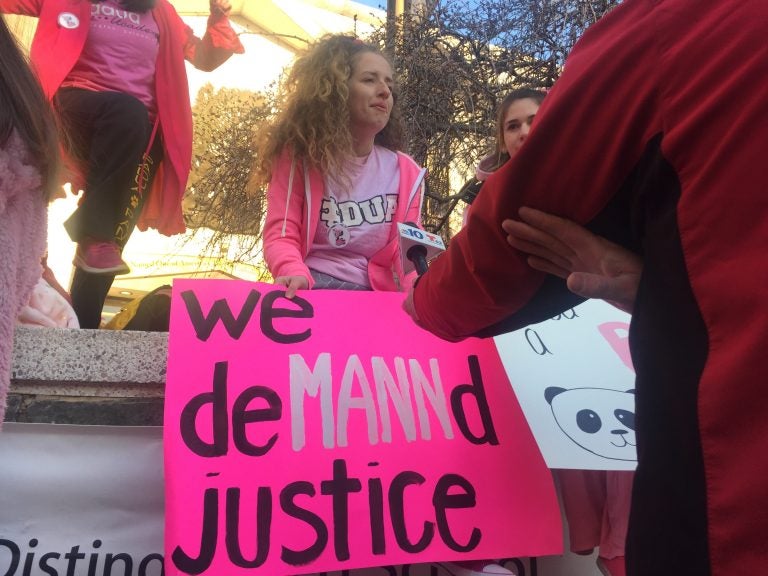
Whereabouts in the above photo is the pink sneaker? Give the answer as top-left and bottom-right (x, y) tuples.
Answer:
(74, 239), (130, 275)
(435, 560), (518, 576)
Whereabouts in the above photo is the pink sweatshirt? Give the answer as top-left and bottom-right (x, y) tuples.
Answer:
(263, 149), (426, 292)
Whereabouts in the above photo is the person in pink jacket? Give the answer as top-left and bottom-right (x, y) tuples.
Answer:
(256, 34), (426, 298)
(0, 0), (244, 328)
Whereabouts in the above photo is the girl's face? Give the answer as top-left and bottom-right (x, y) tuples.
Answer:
(501, 97), (540, 158)
(347, 52), (394, 153)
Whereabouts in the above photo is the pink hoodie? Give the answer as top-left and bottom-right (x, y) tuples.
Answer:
(263, 148), (426, 292)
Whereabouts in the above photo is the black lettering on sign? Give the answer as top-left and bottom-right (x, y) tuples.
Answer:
(138, 553), (164, 575)
(450, 355), (499, 446)
(22, 538), (39, 576)
(181, 288), (314, 343)
(0, 538), (21, 576)
(180, 361), (282, 458)
(180, 362), (230, 457)
(433, 474), (481, 552)
(104, 552), (132, 575)
(367, 462), (386, 556)
(171, 488), (218, 574)
(524, 328), (552, 356)
(181, 289), (261, 341)
(551, 307), (579, 321)
(167, 460), (484, 572)
(85, 539), (101, 576)
(320, 459), (363, 561)
(226, 487), (272, 568)
(64, 544), (87, 575)
(232, 385), (282, 457)
(260, 291), (313, 344)
(389, 472), (433, 553)
(280, 482), (328, 565)
(40, 550), (61, 576)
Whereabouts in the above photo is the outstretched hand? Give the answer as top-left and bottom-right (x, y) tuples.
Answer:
(502, 207), (643, 313)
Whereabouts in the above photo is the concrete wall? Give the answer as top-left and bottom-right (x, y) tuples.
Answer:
(8, 327), (166, 425)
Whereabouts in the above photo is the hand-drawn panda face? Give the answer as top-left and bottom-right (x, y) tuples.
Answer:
(544, 386), (636, 461)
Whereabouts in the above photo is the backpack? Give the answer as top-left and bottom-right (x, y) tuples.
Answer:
(105, 284), (172, 332)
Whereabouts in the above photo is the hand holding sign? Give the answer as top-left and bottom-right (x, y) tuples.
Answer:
(274, 275), (309, 299)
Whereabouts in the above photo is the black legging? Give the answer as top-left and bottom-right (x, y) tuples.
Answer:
(54, 88), (162, 328)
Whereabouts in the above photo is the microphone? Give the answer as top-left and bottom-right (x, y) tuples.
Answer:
(397, 222), (446, 276)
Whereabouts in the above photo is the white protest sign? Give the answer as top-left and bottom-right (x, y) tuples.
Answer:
(494, 299), (637, 471)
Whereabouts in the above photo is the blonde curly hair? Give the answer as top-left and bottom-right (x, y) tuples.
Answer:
(254, 34), (404, 187)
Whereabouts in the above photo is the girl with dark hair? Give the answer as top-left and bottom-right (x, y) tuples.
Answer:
(0, 0), (244, 328)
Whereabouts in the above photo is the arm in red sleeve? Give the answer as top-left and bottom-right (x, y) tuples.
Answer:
(182, 2), (245, 72)
(411, 0), (663, 340)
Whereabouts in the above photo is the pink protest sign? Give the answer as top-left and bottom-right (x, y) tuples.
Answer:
(164, 279), (562, 575)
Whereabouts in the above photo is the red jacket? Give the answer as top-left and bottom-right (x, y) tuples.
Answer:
(413, 0), (768, 574)
(1, 0), (244, 235)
